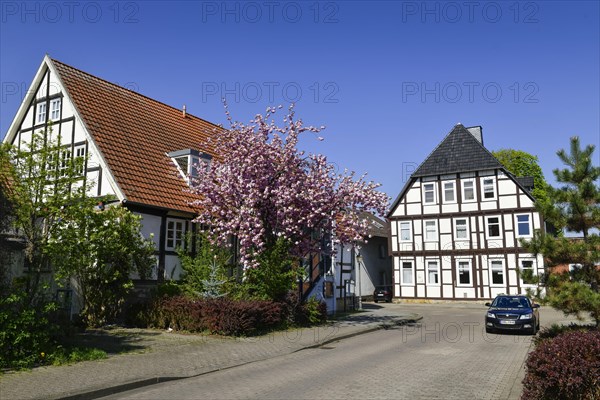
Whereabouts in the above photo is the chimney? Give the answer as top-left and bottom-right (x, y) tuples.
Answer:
(182, 105), (187, 118)
(466, 126), (483, 145)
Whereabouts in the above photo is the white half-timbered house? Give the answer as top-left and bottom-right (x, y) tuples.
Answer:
(4, 56), (388, 314)
(3, 55), (221, 285)
(387, 124), (545, 300)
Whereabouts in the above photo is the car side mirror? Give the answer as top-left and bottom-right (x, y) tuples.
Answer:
(485, 302), (491, 307)
(533, 304), (540, 308)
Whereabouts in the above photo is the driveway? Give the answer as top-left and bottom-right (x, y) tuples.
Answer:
(102, 302), (583, 399)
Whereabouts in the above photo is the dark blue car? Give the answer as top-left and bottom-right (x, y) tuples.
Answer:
(485, 295), (540, 335)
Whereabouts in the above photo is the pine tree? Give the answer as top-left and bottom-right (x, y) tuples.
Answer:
(523, 137), (600, 326)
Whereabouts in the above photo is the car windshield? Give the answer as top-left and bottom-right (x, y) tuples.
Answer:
(492, 296), (530, 308)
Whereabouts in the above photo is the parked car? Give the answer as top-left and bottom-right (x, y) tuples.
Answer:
(485, 295), (540, 335)
(373, 286), (393, 303)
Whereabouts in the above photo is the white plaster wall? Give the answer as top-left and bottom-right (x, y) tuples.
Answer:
(499, 196), (518, 209)
(407, 203), (420, 215)
(498, 179), (516, 195)
(443, 285), (453, 298)
(461, 202), (478, 212)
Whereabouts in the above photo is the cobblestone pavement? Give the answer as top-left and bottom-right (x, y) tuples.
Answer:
(101, 303), (589, 400)
(0, 305), (419, 400)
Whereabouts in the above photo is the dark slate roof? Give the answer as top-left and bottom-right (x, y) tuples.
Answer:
(412, 124), (503, 177)
(516, 176), (534, 192)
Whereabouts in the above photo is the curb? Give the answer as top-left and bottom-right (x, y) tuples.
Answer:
(53, 314), (422, 400)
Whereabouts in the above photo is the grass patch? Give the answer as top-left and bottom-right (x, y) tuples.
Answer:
(47, 346), (107, 366)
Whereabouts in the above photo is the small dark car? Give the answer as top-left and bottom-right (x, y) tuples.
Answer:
(373, 286), (393, 303)
(485, 295), (540, 335)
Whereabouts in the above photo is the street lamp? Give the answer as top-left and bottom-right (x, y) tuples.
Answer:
(356, 252), (363, 310)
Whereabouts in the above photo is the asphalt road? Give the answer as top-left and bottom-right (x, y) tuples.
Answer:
(102, 303), (583, 400)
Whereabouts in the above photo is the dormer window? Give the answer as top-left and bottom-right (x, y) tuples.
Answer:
(168, 149), (211, 182)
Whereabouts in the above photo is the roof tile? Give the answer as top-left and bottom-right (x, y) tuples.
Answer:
(51, 59), (222, 213)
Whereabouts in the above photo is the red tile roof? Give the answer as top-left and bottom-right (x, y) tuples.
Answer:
(51, 59), (221, 213)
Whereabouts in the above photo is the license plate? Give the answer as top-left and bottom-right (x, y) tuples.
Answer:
(500, 320), (516, 325)
(377, 294), (384, 296)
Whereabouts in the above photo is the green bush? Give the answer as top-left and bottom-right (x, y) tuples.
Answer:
(0, 291), (60, 369)
(281, 291), (328, 327)
(522, 330), (600, 400)
(242, 238), (297, 301)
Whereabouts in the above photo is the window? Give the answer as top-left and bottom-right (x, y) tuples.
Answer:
(401, 261), (414, 285)
(455, 218), (468, 240)
(520, 260), (535, 285)
(569, 263), (582, 274)
(482, 177), (496, 200)
(50, 98), (61, 120)
(490, 260), (504, 285)
(166, 219), (186, 250)
(399, 221), (411, 242)
(486, 216), (501, 238)
(74, 145), (86, 174)
(36, 102), (47, 124)
(516, 214), (532, 237)
(423, 182), (436, 204)
(457, 261), (472, 285)
(425, 220), (437, 241)
(462, 180), (475, 201)
(427, 261), (439, 285)
(443, 181), (455, 203)
(59, 149), (72, 177)
(168, 149), (212, 183)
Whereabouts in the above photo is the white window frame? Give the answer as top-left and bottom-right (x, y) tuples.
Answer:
(489, 259), (505, 286)
(427, 260), (440, 285)
(50, 98), (61, 120)
(423, 182), (436, 204)
(485, 216), (502, 239)
(74, 145), (86, 174)
(519, 259), (536, 286)
(401, 261), (414, 285)
(166, 218), (186, 251)
(399, 221), (412, 242)
(424, 220), (437, 242)
(456, 260), (472, 286)
(442, 181), (456, 203)
(59, 148), (72, 177)
(481, 176), (496, 200)
(454, 218), (469, 241)
(569, 263), (582, 274)
(515, 214), (532, 238)
(462, 179), (476, 202)
(36, 102), (47, 124)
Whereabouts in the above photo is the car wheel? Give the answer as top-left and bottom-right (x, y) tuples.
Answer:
(530, 324), (538, 336)
(485, 328), (493, 334)
(374, 299), (378, 303)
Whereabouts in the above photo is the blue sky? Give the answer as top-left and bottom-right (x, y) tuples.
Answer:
(1, 1), (599, 199)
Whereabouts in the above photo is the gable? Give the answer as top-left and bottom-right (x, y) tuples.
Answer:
(387, 125), (537, 218)
(3, 57), (123, 200)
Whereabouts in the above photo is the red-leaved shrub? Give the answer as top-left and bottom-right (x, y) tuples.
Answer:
(137, 296), (284, 336)
(521, 330), (600, 400)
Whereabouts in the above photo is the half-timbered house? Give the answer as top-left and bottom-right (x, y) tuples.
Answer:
(387, 124), (545, 300)
(3, 55), (221, 285)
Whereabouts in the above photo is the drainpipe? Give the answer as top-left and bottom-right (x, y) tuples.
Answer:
(356, 252), (363, 310)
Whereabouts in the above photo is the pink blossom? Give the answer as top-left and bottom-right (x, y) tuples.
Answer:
(187, 105), (389, 268)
